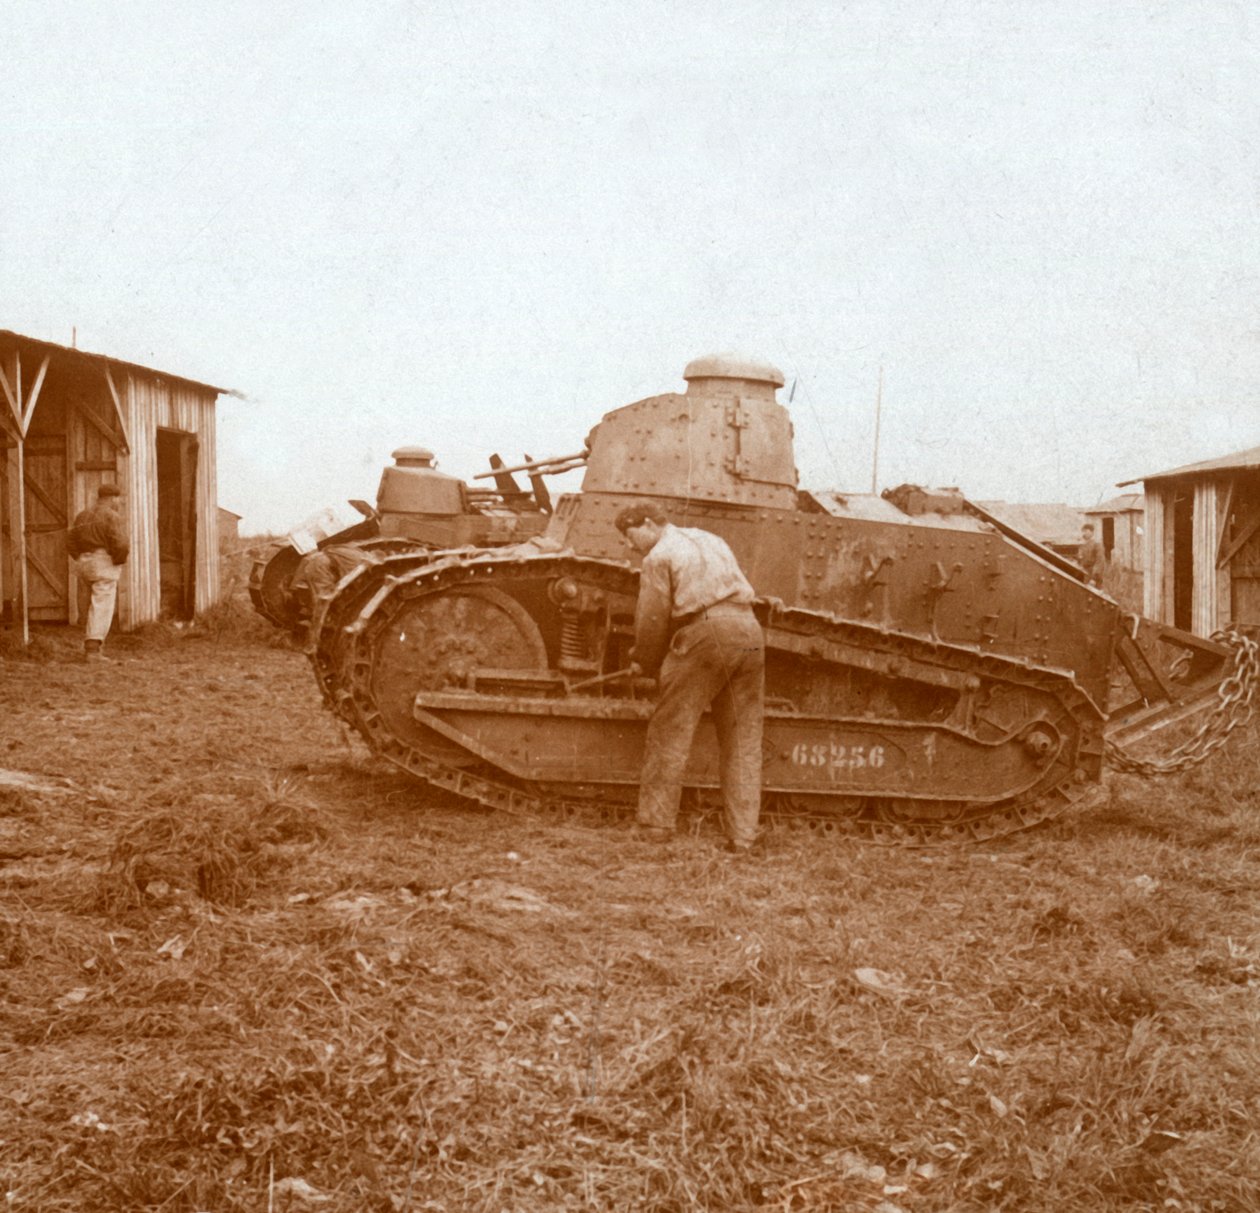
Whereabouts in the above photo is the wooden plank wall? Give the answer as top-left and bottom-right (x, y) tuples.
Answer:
(1192, 481), (1218, 636)
(67, 389), (125, 625)
(0, 445), (12, 610)
(120, 374), (220, 629)
(1130, 513), (1144, 572)
(1143, 487), (1168, 620)
(1215, 480), (1233, 633)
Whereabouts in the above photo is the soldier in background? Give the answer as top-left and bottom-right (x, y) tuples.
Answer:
(1078, 522), (1106, 588)
(67, 483), (129, 660)
(615, 502), (765, 854)
(287, 543), (380, 633)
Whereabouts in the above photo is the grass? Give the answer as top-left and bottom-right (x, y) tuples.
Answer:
(0, 573), (1258, 1211)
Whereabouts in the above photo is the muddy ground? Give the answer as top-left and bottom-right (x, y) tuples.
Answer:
(1, 602), (1258, 1212)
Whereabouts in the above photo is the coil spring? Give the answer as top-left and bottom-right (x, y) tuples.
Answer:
(560, 610), (585, 665)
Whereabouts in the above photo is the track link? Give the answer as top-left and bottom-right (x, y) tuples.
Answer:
(308, 549), (1107, 846)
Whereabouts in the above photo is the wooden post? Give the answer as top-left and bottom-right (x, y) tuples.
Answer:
(13, 351), (28, 645)
(1192, 480), (1218, 636)
(1142, 485), (1164, 620)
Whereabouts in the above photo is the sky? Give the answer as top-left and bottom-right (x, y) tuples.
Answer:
(2, 0), (1257, 534)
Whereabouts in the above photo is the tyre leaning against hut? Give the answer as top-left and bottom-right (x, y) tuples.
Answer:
(616, 501), (766, 854)
(67, 483), (130, 661)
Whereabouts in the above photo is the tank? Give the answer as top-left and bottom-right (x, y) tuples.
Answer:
(307, 355), (1255, 844)
(248, 447), (550, 633)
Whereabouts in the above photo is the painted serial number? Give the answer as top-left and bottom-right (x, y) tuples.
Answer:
(791, 742), (887, 770)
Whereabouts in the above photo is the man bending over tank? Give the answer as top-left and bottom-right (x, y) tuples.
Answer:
(288, 543), (380, 632)
(615, 502), (765, 853)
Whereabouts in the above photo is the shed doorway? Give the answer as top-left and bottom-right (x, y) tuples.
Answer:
(156, 428), (198, 620)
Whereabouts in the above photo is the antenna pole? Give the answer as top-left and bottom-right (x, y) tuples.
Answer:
(870, 365), (883, 494)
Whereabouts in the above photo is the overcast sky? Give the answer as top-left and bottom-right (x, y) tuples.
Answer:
(3, 1), (1257, 533)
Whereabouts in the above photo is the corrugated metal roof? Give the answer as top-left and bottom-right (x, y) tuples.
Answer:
(975, 500), (1086, 547)
(1118, 443), (1260, 486)
(0, 328), (232, 396)
(1084, 492), (1144, 514)
(806, 490), (989, 530)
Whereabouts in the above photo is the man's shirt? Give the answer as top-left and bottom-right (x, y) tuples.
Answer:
(1078, 538), (1104, 580)
(634, 524), (755, 672)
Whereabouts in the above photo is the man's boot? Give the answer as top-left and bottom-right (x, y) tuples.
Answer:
(84, 639), (104, 661)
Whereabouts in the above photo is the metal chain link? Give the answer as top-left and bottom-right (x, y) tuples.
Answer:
(1105, 626), (1260, 776)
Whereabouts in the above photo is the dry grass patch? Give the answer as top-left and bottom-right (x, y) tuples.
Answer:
(1, 617), (1258, 1211)
(92, 777), (334, 913)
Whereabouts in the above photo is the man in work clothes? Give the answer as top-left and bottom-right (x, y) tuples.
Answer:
(615, 502), (765, 853)
(67, 483), (129, 660)
(1078, 522), (1105, 588)
(288, 542), (380, 633)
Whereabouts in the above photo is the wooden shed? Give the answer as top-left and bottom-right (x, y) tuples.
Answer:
(1083, 493), (1144, 574)
(1120, 445), (1260, 637)
(0, 329), (229, 640)
(217, 507), (243, 548)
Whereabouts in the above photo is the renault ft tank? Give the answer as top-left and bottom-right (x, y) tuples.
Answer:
(249, 447), (550, 633)
(307, 355), (1255, 845)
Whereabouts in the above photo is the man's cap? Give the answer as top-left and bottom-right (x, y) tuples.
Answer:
(614, 502), (668, 533)
(98, 483), (122, 498)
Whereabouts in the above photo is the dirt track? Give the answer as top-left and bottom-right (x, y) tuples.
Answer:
(2, 620), (1259, 1211)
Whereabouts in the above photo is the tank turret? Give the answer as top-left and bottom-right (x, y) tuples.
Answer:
(377, 446), (467, 519)
(578, 353), (798, 509)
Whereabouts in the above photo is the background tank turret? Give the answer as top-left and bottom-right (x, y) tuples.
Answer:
(307, 355), (1254, 845)
(248, 446), (549, 633)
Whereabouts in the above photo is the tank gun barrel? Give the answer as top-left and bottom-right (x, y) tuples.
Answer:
(471, 450), (587, 481)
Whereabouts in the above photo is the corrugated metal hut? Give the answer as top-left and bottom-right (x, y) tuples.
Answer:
(1119, 445), (1260, 636)
(974, 500), (1086, 555)
(0, 329), (229, 641)
(1083, 492), (1145, 573)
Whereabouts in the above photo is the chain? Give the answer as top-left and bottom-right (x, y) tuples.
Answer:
(1105, 627), (1260, 776)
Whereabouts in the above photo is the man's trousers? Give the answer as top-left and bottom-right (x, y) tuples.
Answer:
(75, 549), (122, 642)
(637, 609), (765, 846)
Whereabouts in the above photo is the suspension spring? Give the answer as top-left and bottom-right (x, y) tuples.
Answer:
(559, 609), (586, 669)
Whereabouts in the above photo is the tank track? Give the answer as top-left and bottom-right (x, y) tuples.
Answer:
(308, 549), (1107, 846)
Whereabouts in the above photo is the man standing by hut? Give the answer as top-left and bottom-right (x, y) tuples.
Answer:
(67, 484), (129, 660)
(616, 502), (765, 854)
(1078, 521), (1106, 589)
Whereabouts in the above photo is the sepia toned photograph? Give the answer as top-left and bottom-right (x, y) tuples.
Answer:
(1, 3), (1257, 1210)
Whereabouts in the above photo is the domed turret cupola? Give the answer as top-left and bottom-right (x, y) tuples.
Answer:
(579, 354), (799, 508)
(682, 353), (786, 403)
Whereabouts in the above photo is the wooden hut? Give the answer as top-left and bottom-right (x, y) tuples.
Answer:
(1083, 493), (1144, 573)
(217, 507), (242, 548)
(1120, 445), (1260, 636)
(0, 329), (229, 641)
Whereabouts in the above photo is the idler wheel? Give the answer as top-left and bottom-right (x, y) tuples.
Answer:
(370, 585), (549, 739)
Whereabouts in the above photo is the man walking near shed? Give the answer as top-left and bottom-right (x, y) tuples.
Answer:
(67, 483), (129, 660)
(616, 502), (765, 853)
(1078, 521), (1106, 589)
